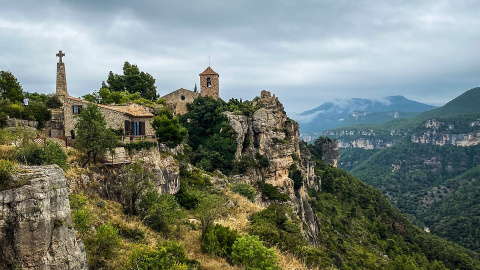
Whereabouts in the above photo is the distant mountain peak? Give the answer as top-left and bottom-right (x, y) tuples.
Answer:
(293, 95), (436, 134)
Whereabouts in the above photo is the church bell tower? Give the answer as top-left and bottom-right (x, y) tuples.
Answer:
(199, 66), (219, 99)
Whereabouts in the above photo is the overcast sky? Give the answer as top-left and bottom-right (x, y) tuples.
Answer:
(1, 0), (479, 113)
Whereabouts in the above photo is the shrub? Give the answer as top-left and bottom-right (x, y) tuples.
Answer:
(262, 183), (289, 202)
(231, 183), (256, 202)
(0, 159), (15, 187)
(88, 223), (121, 268)
(42, 141), (68, 170)
(201, 224), (239, 260)
(138, 191), (184, 236)
(15, 141), (68, 170)
(69, 194), (92, 234)
(249, 204), (306, 257)
(127, 241), (198, 269)
(233, 154), (256, 174)
(231, 235), (279, 270)
(255, 152), (270, 167)
(288, 164), (303, 190)
(15, 143), (43, 165)
(120, 140), (158, 154)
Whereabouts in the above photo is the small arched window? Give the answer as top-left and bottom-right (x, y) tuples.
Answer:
(206, 77), (212, 87)
(181, 95), (185, 100)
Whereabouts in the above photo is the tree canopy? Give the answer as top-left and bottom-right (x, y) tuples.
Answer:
(151, 107), (187, 148)
(0, 71), (23, 102)
(103, 62), (157, 101)
(74, 104), (117, 166)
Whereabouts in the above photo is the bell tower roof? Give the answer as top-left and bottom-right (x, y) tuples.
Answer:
(199, 66), (219, 76)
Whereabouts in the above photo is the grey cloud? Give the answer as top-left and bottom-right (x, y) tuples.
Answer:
(0, 0), (479, 113)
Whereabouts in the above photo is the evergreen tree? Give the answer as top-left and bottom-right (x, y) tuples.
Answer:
(105, 62), (157, 100)
(0, 71), (23, 102)
(74, 104), (117, 166)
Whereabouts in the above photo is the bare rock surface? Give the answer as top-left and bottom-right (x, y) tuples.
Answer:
(0, 165), (87, 270)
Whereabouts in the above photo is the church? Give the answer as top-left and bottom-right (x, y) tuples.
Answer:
(50, 51), (220, 139)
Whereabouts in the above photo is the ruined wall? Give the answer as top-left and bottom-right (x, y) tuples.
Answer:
(0, 165), (87, 270)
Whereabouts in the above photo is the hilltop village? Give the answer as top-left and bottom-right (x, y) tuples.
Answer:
(50, 50), (220, 140)
(0, 52), (479, 270)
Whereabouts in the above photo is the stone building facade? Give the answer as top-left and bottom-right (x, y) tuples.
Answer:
(162, 88), (200, 115)
(51, 50), (154, 138)
(162, 66), (220, 115)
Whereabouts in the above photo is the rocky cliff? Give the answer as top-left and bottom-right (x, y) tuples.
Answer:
(411, 119), (480, 146)
(0, 165), (87, 270)
(227, 90), (321, 244)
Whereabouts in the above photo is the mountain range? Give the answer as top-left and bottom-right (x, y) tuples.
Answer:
(331, 87), (480, 252)
(293, 95), (436, 138)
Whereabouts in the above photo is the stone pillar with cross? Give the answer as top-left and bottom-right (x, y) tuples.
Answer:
(56, 50), (68, 97)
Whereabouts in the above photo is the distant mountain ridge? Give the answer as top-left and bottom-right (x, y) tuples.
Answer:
(294, 95), (436, 136)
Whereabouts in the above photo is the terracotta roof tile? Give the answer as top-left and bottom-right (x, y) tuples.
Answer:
(66, 96), (153, 117)
(199, 66), (219, 76)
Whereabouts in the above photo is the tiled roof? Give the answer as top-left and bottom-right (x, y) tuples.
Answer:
(66, 96), (153, 117)
(199, 66), (219, 76)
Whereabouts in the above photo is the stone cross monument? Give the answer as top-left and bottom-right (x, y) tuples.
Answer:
(56, 50), (68, 97)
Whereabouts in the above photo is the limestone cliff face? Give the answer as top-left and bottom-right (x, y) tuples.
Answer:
(226, 90), (321, 245)
(0, 165), (87, 270)
(323, 129), (397, 149)
(411, 119), (480, 146)
(130, 148), (180, 194)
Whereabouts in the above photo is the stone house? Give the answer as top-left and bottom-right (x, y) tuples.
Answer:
(51, 50), (155, 138)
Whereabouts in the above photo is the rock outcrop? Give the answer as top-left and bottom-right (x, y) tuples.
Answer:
(226, 90), (321, 245)
(131, 148), (180, 194)
(0, 165), (87, 270)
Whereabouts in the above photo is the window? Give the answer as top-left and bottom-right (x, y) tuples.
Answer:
(181, 95), (185, 100)
(73, 105), (80, 114)
(206, 77), (212, 87)
(133, 122), (140, 136)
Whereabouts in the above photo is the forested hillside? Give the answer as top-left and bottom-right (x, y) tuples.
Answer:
(334, 87), (480, 253)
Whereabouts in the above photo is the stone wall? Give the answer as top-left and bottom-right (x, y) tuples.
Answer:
(200, 74), (219, 99)
(0, 165), (87, 269)
(6, 118), (38, 129)
(162, 88), (200, 115)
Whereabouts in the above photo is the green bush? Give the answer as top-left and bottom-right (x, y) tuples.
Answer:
(255, 152), (270, 167)
(138, 191), (184, 236)
(201, 224), (239, 260)
(231, 183), (256, 202)
(127, 241), (198, 269)
(248, 204), (306, 257)
(15, 143), (43, 165)
(288, 164), (303, 190)
(231, 235), (279, 270)
(0, 159), (15, 187)
(120, 141), (158, 154)
(233, 154), (256, 174)
(43, 141), (68, 170)
(15, 141), (68, 170)
(69, 194), (92, 234)
(262, 183), (289, 202)
(87, 223), (121, 269)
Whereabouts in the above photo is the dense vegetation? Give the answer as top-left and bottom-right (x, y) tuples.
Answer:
(179, 96), (237, 174)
